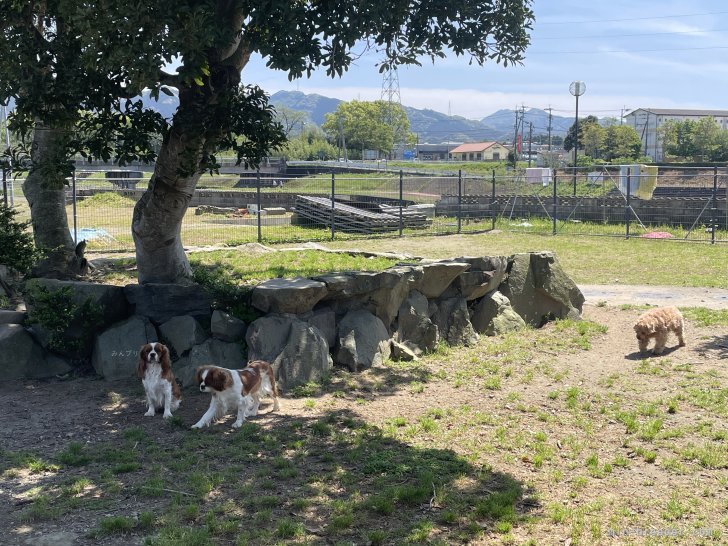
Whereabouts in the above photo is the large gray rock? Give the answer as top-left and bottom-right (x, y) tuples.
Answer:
(301, 307), (337, 348)
(414, 262), (470, 298)
(246, 315), (332, 390)
(471, 291), (526, 336)
(174, 356), (197, 388)
(0, 324), (46, 379)
(159, 315), (208, 356)
(316, 266), (422, 328)
(439, 256), (508, 300)
(251, 277), (328, 314)
(390, 339), (419, 362)
(189, 338), (245, 369)
(395, 290), (438, 355)
(24, 278), (129, 329)
(499, 252), (584, 327)
(335, 309), (391, 372)
(0, 310), (25, 324)
(43, 354), (75, 378)
(211, 310), (247, 342)
(92, 316), (157, 381)
(431, 297), (479, 347)
(173, 339), (246, 387)
(124, 283), (212, 324)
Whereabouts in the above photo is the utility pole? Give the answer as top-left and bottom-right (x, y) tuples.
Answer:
(338, 115), (347, 162)
(512, 105), (520, 165)
(519, 104), (525, 163)
(546, 106), (553, 151)
(527, 122), (533, 167)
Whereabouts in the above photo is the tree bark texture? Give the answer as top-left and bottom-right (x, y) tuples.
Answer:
(131, 124), (201, 285)
(23, 123), (86, 278)
(132, 11), (250, 285)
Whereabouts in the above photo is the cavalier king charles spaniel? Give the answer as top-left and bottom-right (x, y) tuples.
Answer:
(137, 342), (181, 419)
(191, 360), (280, 429)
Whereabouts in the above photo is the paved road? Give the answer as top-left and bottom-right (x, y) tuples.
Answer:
(579, 284), (728, 310)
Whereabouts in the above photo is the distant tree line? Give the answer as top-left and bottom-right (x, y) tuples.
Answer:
(659, 117), (728, 162)
(563, 116), (645, 164)
(275, 100), (414, 160)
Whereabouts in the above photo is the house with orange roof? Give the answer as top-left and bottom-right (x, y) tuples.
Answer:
(448, 142), (511, 162)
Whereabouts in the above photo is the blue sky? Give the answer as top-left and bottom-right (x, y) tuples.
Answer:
(242, 1), (728, 121)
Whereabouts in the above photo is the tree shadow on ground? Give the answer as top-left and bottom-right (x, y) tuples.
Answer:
(2, 381), (539, 545)
(696, 334), (728, 359)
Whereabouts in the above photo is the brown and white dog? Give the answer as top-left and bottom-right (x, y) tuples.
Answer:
(191, 361), (280, 429)
(137, 342), (182, 419)
(634, 306), (686, 355)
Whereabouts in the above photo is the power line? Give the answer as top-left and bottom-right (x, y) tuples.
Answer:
(537, 10), (728, 25)
(529, 45), (728, 55)
(537, 29), (724, 40)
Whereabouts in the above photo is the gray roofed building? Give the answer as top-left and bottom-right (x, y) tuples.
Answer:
(624, 108), (728, 161)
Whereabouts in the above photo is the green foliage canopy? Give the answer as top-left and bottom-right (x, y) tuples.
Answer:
(0, 0), (534, 172)
(322, 100), (413, 155)
(659, 117), (728, 161)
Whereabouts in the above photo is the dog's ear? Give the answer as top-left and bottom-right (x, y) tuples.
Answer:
(137, 344), (148, 378)
(158, 343), (172, 371)
(194, 367), (205, 386)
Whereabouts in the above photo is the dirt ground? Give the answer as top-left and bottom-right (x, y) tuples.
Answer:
(1, 298), (727, 545)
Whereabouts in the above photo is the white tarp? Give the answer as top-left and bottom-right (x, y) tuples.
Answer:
(525, 167), (553, 186)
(618, 165), (658, 199)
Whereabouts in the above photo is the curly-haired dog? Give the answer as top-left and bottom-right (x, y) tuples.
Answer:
(633, 306), (685, 355)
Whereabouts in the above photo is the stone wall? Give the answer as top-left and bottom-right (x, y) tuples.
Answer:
(1, 252), (584, 389)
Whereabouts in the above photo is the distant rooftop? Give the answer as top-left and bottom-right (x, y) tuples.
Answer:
(449, 142), (502, 153)
(627, 108), (728, 117)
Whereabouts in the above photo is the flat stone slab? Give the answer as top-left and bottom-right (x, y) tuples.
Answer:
(0, 310), (25, 324)
(251, 277), (328, 314)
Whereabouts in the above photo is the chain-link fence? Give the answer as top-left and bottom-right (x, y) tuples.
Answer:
(3, 164), (726, 252)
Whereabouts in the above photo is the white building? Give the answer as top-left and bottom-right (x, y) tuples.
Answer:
(624, 108), (728, 161)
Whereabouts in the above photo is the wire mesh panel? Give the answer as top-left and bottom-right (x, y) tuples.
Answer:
(5, 163), (726, 252)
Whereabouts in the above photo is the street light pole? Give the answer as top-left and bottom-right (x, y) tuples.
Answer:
(569, 81), (586, 197)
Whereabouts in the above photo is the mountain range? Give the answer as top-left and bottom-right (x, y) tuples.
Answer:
(269, 90), (576, 144)
(134, 89), (576, 144)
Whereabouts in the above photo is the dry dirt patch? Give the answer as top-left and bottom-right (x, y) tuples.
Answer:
(1, 304), (726, 545)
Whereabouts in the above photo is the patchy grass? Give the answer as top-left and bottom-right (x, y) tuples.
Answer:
(3, 306), (727, 545)
(680, 307), (728, 327)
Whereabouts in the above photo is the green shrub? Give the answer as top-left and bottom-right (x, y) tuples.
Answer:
(77, 192), (136, 208)
(0, 205), (37, 274)
(25, 284), (103, 353)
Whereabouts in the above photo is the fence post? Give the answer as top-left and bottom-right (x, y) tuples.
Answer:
(457, 169), (462, 234)
(2, 169), (7, 207)
(711, 166), (718, 244)
(72, 167), (78, 245)
(330, 172), (335, 241)
(491, 169), (496, 231)
(399, 170), (403, 237)
(625, 169), (631, 239)
(256, 169), (262, 243)
(552, 171), (557, 235)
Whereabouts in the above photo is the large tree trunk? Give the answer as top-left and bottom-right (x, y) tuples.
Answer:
(132, 9), (250, 285)
(131, 121), (202, 284)
(23, 122), (87, 279)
